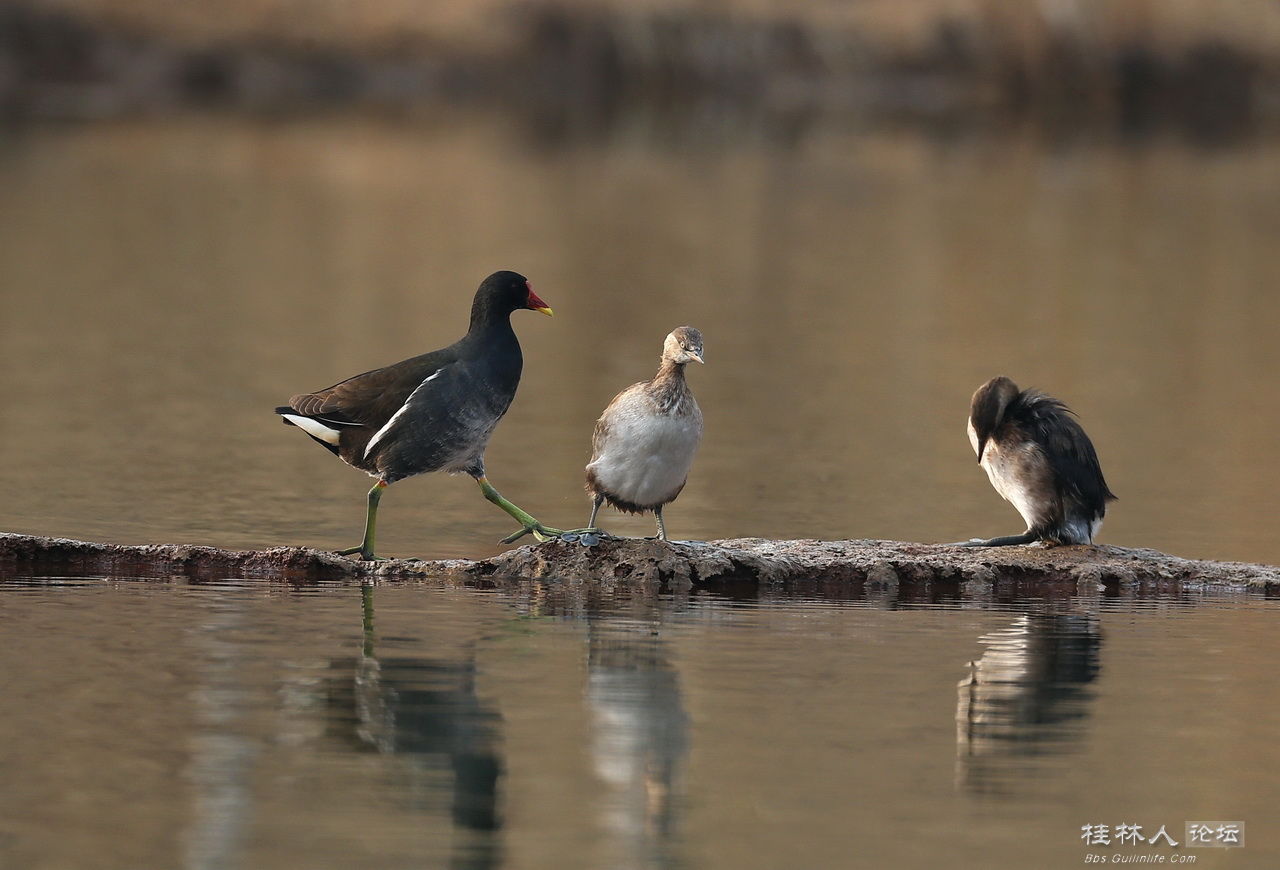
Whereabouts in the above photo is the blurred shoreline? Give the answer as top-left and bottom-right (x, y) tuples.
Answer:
(2, 0), (1277, 141)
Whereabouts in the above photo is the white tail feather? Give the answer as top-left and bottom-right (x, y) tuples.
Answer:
(282, 414), (341, 446)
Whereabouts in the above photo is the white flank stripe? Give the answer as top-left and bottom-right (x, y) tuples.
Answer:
(364, 368), (447, 459)
(283, 414), (341, 446)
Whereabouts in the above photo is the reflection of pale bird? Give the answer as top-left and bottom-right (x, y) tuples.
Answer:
(588, 622), (689, 867)
(585, 327), (704, 540)
(961, 376), (1116, 547)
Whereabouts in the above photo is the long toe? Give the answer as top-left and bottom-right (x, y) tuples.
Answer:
(501, 522), (567, 545)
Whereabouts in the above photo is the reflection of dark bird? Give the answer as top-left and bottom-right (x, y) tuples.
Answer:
(323, 586), (505, 870)
(333, 654), (504, 833)
(956, 611), (1101, 796)
(275, 271), (562, 559)
(961, 376), (1116, 547)
(585, 327), (704, 540)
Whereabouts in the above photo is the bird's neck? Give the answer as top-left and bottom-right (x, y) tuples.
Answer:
(464, 311), (517, 348)
(467, 299), (514, 333)
(648, 361), (690, 412)
(656, 359), (686, 381)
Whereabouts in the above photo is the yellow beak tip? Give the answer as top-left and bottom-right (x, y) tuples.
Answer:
(535, 306), (554, 317)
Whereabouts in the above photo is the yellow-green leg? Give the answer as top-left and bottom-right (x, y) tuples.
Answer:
(476, 476), (601, 544)
(475, 475), (564, 542)
(336, 480), (388, 561)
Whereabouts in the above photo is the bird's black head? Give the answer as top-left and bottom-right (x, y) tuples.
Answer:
(471, 271), (553, 326)
(968, 376), (1020, 463)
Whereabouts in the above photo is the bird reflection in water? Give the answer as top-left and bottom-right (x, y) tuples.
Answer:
(587, 618), (691, 870)
(324, 584), (504, 870)
(955, 610), (1101, 796)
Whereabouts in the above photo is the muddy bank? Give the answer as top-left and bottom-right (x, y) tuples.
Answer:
(1, 0), (1275, 137)
(2, 531), (1277, 594)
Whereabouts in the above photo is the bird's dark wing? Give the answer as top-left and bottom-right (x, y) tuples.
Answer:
(1027, 396), (1117, 511)
(288, 346), (461, 430)
(359, 353), (525, 478)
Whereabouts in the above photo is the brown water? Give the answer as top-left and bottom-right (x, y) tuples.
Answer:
(0, 578), (1276, 870)
(1, 114), (1278, 869)
(0, 114), (1278, 562)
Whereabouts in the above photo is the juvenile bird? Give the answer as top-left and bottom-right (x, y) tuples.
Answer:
(275, 270), (567, 559)
(960, 376), (1116, 547)
(585, 327), (705, 541)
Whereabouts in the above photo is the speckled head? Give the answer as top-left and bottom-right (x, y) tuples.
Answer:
(968, 376), (1020, 463)
(663, 326), (704, 366)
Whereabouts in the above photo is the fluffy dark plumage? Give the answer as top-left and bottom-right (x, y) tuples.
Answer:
(967, 376), (1116, 545)
(1011, 390), (1116, 518)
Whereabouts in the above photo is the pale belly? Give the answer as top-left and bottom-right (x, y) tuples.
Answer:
(969, 420), (1102, 544)
(980, 441), (1051, 531)
(588, 414), (701, 508)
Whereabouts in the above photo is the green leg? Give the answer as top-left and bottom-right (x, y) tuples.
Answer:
(655, 506), (668, 541)
(475, 475), (566, 543)
(587, 495), (604, 530)
(336, 480), (388, 561)
(475, 476), (603, 544)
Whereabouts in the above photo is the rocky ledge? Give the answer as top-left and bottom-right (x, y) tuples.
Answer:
(1, 532), (1276, 594)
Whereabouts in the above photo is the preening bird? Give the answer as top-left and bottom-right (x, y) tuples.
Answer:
(275, 270), (567, 559)
(585, 327), (704, 541)
(960, 376), (1116, 547)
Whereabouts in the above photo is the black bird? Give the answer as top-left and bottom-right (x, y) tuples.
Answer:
(275, 270), (566, 559)
(960, 376), (1116, 547)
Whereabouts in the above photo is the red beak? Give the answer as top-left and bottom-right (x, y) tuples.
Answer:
(526, 282), (553, 316)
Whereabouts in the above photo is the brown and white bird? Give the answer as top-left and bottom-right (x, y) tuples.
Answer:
(584, 327), (705, 541)
(275, 270), (566, 559)
(960, 376), (1116, 547)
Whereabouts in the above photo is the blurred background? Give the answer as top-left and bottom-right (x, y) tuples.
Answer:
(1, 0), (1278, 562)
(4, 10), (1280, 870)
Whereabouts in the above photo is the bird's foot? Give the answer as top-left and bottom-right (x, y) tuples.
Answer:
(335, 545), (387, 561)
(557, 528), (608, 547)
(949, 531), (1040, 548)
(499, 522), (568, 545)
